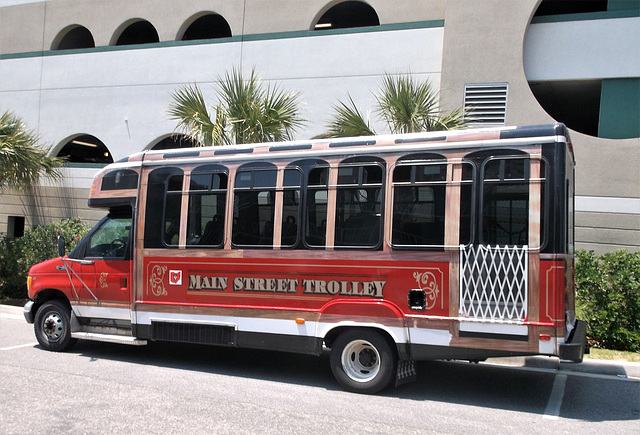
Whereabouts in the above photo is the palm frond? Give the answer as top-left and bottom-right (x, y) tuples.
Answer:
(322, 95), (376, 138)
(429, 106), (467, 131)
(168, 84), (225, 146)
(218, 67), (304, 144)
(169, 68), (305, 146)
(376, 74), (439, 133)
(262, 85), (305, 142)
(0, 110), (62, 191)
(375, 73), (465, 133)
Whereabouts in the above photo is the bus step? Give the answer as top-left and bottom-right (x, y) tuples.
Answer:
(71, 331), (148, 346)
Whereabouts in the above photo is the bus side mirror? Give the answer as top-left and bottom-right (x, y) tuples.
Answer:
(57, 236), (66, 257)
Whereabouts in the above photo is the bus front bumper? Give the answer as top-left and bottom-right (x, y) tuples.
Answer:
(23, 301), (35, 324)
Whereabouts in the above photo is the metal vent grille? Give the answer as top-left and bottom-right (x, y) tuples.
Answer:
(464, 83), (508, 126)
(152, 321), (236, 346)
(460, 244), (528, 321)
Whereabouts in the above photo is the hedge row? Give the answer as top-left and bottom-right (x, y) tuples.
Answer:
(575, 249), (640, 352)
(0, 217), (89, 299)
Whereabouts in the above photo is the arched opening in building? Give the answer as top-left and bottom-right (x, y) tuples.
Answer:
(313, 1), (380, 30)
(56, 135), (113, 164)
(114, 20), (160, 46)
(52, 25), (95, 50)
(526, 0), (640, 139)
(180, 13), (232, 40)
(533, 0), (608, 16)
(150, 134), (197, 150)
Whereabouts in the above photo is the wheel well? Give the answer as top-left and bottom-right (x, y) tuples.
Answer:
(32, 289), (71, 315)
(324, 326), (397, 356)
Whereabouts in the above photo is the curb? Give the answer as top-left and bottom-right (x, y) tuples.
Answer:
(484, 355), (640, 379)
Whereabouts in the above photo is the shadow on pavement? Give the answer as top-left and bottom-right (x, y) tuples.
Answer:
(57, 339), (640, 423)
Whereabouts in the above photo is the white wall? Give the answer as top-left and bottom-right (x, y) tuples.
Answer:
(0, 0), (47, 6)
(524, 17), (640, 81)
(0, 27), (444, 167)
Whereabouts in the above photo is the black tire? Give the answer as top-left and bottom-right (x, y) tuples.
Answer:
(329, 329), (397, 394)
(34, 300), (76, 352)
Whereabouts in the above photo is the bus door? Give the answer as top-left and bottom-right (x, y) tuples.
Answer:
(73, 210), (133, 317)
(459, 154), (545, 330)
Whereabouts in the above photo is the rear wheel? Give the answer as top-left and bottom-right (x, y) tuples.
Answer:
(329, 329), (397, 394)
(34, 300), (76, 351)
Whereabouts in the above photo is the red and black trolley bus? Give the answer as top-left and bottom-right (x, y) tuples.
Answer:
(25, 123), (585, 393)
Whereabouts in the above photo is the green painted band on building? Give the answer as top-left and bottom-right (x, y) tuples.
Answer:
(0, 20), (444, 60)
(531, 8), (639, 24)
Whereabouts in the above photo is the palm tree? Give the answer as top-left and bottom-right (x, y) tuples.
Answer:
(321, 73), (466, 138)
(168, 68), (305, 146)
(0, 110), (62, 192)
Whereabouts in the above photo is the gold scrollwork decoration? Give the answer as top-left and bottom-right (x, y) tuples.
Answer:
(413, 271), (440, 310)
(149, 265), (168, 297)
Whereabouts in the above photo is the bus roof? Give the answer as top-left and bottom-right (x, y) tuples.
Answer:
(118, 123), (571, 166)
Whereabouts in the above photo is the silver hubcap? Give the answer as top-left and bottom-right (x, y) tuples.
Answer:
(42, 312), (64, 341)
(341, 339), (380, 382)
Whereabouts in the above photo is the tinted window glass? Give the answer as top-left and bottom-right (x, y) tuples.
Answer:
(101, 169), (138, 191)
(86, 216), (131, 259)
(392, 163), (447, 248)
(187, 169), (228, 248)
(335, 164), (384, 248)
(144, 168), (183, 248)
(232, 167), (277, 247)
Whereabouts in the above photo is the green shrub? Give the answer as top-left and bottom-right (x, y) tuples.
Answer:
(575, 249), (640, 352)
(0, 217), (90, 300)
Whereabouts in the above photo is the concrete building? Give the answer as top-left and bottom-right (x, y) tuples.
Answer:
(0, 0), (638, 253)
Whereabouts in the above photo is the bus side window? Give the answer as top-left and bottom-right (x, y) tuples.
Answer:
(281, 168), (301, 248)
(86, 212), (132, 259)
(391, 163), (447, 249)
(335, 163), (384, 249)
(459, 163), (474, 246)
(481, 157), (541, 246)
(232, 167), (277, 248)
(305, 166), (328, 248)
(144, 168), (184, 249)
(164, 175), (183, 246)
(186, 168), (227, 248)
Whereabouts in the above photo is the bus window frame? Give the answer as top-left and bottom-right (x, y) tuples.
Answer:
(390, 160), (450, 251)
(303, 164), (331, 249)
(142, 166), (185, 250)
(457, 161), (477, 250)
(186, 165), (229, 249)
(280, 166), (303, 249)
(231, 164), (279, 249)
(333, 161), (385, 250)
(162, 174), (184, 248)
(478, 154), (549, 250)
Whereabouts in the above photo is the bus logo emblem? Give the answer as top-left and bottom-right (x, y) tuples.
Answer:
(169, 270), (182, 286)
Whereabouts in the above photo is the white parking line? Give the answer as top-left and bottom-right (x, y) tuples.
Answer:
(0, 342), (38, 351)
(543, 374), (567, 420)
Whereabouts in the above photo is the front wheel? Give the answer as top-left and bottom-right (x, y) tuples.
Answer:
(329, 329), (397, 394)
(34, 300), (76, 351)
